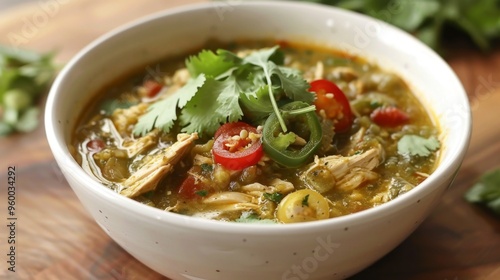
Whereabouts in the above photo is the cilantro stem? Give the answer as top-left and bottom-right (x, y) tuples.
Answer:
(264, 68), (288, 132)
(288, 105), (316, 115)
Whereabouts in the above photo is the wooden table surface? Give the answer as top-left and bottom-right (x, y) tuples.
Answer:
(1, 0), (499, 279)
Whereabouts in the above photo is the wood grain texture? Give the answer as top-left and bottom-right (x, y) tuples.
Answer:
(0, 1), (499, 279)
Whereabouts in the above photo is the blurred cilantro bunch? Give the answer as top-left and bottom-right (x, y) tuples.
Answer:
(465, 168), (500, 216)
(303, 0), (500, 51)
(0, 45), (57, 136)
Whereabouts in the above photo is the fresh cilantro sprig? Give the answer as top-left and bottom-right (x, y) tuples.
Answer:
(301, 0), (500, 52)
(235, 211), (276, 224)
(0, 45), (57, 136)
(241, 46), (313, 132)
(263, 192), (284, 203)
(133, 46), (314, 137)
(465, 168), (500, 216)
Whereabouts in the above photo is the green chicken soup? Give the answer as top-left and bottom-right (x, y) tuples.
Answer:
(72, 40), (440, 223)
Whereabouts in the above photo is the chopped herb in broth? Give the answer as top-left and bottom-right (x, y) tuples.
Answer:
(72, 40), (440, 223)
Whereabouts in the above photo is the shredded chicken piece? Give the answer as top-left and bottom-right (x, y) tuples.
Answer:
(204, 192), (256, 205)
(122, 129), (160, 157)
(111, 103), (149, 135)
(354, 79), (365, 95)
(371, 192), (390, 205)
(193, 154), (213, 166)
(176, 192), (260, 215)
(172, 68), (190, 86)
(94, 124), (159, 161)
(269, 178), (295, 194)
(301, 148), (381, 193)
(314, 61), (324, 80)
(336, 167), (378, 191)
(191, 179), (295, 218)
(202, 203), (261, 213)
(350, 127), (366, 146)
(240, 179), (295, 195)
(331, 66), (358, 82)
(338, 127), (366, 155)
(120, 133), (198, 198)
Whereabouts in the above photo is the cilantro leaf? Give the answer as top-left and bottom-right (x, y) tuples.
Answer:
(465, 168), (500, 215)
(397, 135), (440, 157)
(179, 76), (243, 136)
(239, 85), (274, 124)
(302, 194), (310, 207)
(235, 211), (277, 224)
(243, 46), (313, 132)
(134, 45), (314, 137)
(269, 64), (314, 103)
(195, 190), (208, 197)
(186, 49), (237, 77)
(134, 74), (205, 136)
(263, 192), (284, 203)
(200, 163), (213, 173)
(243, 45), (280, 67)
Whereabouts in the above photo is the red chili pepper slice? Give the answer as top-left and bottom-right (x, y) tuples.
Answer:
(213, 122), (255, 140)
(370, 106), (409, 127)
(143, 80), (163, 98)
(212, 122), (263, 170)
(310, 79), (354, 133)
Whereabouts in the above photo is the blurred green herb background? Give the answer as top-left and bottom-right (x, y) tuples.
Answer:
(0, 46), (57, 136)
(465, 168), (500, 216)
(302, 0), (500, 51)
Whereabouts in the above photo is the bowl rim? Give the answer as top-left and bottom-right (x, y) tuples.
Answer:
(45, 0), (472, 234)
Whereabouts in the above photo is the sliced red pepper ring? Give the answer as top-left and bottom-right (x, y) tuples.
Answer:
(212, 122), (263, 170)
(310, 79), (354, 133)
(143, 80), (163, 98)
(214, 121), (255, 140)
(370, 106), (409, 127)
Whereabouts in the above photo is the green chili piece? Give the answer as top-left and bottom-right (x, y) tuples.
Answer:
(262, 101), (322, 168)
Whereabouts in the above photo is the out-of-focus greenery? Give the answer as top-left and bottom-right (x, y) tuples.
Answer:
(302, 0), (500, 51)
(0, 45), (57, 136)
(465, 168), (500, 216)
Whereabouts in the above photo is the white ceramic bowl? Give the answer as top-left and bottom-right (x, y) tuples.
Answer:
(45, 2), (471, 279)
